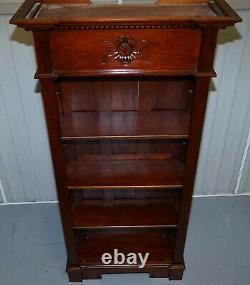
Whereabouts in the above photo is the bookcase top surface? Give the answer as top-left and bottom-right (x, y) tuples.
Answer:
(35, 2), (217, 19)
(10, 0), (241, 29)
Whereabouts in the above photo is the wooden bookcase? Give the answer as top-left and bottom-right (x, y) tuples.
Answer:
(10, 0), (241, 282)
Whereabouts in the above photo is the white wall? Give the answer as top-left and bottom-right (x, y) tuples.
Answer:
(0, 16), (57, 203)
(0, 9), (249, 203)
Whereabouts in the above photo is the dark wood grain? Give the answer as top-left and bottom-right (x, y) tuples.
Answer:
(60, 111), (191, 140)
(36, 69), (217, 78)
(66, 157), (184, 189)
(174, 29), (219, 262)
(37, 3), (217, 20)
(58, 78), (193, 113)
(76, 230), (175, 265)
(50, 29), (201, 73)
(10, 0), (241, 29)
(72, 199), (179, 229)
(63, 139), (186, 160)
(32, 31), (78, 264)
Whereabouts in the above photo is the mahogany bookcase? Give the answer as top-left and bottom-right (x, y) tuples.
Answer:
(11, 0), (241, 282)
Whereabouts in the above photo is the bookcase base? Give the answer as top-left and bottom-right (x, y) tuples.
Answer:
(66, 262), (185, 282)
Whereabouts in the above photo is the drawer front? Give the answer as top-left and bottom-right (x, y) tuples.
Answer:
(50, 29), (201, 74)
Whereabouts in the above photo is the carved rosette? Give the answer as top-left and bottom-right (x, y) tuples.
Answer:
(102, 36), (148, 65)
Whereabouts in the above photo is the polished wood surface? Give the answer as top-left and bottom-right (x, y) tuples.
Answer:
(59, 78), (193, 112)
(10, 0), (241, 28)
(63, 139), (186, 157)
(76, 230), (175, 265)
(32, 32), (78, 264)
(60, 111), (190, 140)
(66, 157), (184, 189)
(72, 199), (179, 229)
(10, 0), (241, 282)
(50, 30), (201, 73)
(37, 3), (217, 20)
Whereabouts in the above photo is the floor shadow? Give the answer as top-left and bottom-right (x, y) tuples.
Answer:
(10, 27), (41, 93)
(209, 25), (242, 94)
(10, 27), (34, 47)
(217, 26), (242, 46)
(209, 80), (216, 93)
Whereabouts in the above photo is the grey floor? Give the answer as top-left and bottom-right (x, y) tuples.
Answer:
(0, 196), (250, 285)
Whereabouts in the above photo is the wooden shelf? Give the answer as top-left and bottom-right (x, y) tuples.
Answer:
(66, 158), (184, 189)
(72, 199), (178, 229)
(76, 230), (175, 266)
(60, 111), (190, 140)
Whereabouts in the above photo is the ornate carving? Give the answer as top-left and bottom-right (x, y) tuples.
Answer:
(102, 36), (148, 65)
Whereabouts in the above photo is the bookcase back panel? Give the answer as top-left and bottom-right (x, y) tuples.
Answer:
(64, 140), (187, 161)
(71, 188), (180, 229)
(58, 78), (194, 113)
(71, 188), (180, 206)
(64, 139), (186, 189)
(71, 188), (179, 202)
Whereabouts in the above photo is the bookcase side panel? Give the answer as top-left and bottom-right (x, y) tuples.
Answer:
(33, 31), (77, 264)
(174, 29), (219, 262)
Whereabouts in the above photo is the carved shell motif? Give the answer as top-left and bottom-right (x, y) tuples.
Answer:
(102, 36), (148, 65)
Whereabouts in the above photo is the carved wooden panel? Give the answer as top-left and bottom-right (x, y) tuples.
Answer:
(49, 29), (202, 75)
(102, 36), (148, 65)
